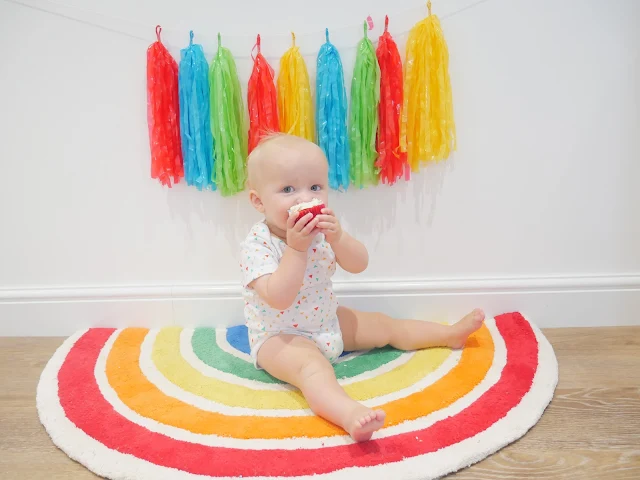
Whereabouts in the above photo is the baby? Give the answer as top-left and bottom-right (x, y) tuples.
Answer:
(240, 133), (485, 442)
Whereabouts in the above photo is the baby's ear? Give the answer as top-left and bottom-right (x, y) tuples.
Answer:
(249, 189), (265, 213)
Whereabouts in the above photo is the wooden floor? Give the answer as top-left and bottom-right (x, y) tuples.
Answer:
(1, 327), (639, 479)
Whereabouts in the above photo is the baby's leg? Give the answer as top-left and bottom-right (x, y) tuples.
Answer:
(338, 307), (485, 352)
(257, 334), (385, 442)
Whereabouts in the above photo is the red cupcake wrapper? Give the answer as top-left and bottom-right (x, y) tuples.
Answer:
(295, 204), (325, 223)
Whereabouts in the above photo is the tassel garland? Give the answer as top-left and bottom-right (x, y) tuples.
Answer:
(209, 34), (248, 196)
(277, 33), (314, 141)
(147, 26), (183, 187)
(316, 28), (350, 191)
(349, 21), (380, 189)
(247, 34), (280, 153)
(178, 31), (215, 190)
(147, 4), (458, 195)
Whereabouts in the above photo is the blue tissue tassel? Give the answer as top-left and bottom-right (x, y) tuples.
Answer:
(316, 28), (350, 190)
(178, 31), (215, 190)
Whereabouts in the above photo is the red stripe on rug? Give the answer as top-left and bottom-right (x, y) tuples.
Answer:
(57, 313), (538, 477)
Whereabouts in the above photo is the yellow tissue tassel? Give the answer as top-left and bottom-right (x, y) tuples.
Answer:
(400, 1), (456, 169)
(277, 32), (314, 141)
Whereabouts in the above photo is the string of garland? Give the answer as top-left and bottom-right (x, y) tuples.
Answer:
(146, 2), (455, 193)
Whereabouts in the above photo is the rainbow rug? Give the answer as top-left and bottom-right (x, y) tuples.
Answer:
(37, 312), (557, 479)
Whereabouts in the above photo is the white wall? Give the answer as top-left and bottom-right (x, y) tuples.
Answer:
(1, 0), (639, 335)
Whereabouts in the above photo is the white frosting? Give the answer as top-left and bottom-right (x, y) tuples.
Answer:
(288, 198), (324, 214)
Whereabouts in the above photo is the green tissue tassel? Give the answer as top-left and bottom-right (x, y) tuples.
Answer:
(209, 34), (248, 196)
(349, 22), (381, 188)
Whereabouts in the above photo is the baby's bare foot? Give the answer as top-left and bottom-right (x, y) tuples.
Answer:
(449, 309), (485, 349)
(346, 407), (386, 442)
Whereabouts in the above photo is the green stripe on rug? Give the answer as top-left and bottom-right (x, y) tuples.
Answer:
(191, 328), (404, 384)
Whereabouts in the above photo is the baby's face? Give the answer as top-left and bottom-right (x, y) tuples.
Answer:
(249, 138), (329, 234)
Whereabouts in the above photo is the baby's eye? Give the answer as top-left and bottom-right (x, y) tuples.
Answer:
(310, 184), (322, 192)
(282, 186), (294, 194)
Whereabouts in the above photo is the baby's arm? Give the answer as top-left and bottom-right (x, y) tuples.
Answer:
(250, 248), (307, 310)
(317, 208), (369, 274)
(249, 213), (320, 310)
(331, 232), (369, 274)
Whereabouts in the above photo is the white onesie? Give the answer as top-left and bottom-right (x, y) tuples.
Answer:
(239, 221), (344, 368)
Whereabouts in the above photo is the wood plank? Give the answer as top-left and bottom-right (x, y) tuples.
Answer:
(1, 327), (639, 479)
(546, 326), (640, 389)
(0, 337), (100, 479)
(450, 449), (640, 479)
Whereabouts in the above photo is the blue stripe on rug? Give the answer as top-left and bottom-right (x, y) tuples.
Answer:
(226, 324), (350, 357)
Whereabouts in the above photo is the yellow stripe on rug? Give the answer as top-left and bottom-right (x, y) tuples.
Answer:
(148, 327), (450, 409)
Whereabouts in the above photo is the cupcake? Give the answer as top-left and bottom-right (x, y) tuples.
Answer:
(288, 198), (325, 223)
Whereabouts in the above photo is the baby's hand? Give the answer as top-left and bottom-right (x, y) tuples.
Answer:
(316, 208), (343, 245)
(286, 212), (320, 253)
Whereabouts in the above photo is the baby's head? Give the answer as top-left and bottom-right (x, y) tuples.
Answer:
(247, 134), (329, 235)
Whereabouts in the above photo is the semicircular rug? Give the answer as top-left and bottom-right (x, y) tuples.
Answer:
(37, 312), (557, 480)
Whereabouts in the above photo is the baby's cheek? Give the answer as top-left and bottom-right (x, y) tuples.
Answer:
(267, 200), (289, 221)
(282, 205), (294, 222)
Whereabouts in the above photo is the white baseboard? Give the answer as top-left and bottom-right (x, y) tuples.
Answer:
(1, 275), (639, 336)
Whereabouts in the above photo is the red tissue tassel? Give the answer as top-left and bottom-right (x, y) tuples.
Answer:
(248, 34), (280, 153)
(375, 16), (409, 185)
(147, 25), (183, 187)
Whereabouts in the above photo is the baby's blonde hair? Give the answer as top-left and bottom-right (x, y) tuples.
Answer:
(246, 133), (319, 190)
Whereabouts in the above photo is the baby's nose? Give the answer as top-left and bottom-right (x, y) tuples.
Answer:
(297, 193), (314, 204)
